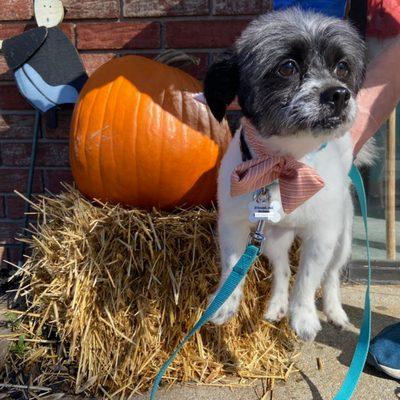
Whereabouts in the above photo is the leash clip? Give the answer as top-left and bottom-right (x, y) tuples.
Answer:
(248, 219), (266, 250)
(248, 187), (269, 249)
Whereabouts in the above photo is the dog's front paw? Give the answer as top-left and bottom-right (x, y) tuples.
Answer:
(208, 292), (240, 325)
(290, 303), (321, 341)
(324, 305), (350, 329)
(264, 298), (288, 322)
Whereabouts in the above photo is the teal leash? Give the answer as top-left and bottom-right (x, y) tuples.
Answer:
(150, 163), (371, 400)
(333, 164), (371, 399)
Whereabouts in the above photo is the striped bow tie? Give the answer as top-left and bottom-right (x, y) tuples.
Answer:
(231, 119), (325, 214)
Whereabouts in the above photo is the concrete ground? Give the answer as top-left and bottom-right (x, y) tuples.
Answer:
(2, 284), (400, 400)
(132, 284), (400, 400)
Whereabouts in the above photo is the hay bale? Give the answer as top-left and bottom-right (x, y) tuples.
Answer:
(3, 187), (298, 397)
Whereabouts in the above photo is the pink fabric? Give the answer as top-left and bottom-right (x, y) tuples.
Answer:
(352, 37), (400, 154)
(231, 119), (325, 213)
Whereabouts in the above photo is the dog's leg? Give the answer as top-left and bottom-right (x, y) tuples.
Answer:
(263, 227), (295, 322)
(209, 218), (250, 325)
(322, 197), (353, 328)
(289, 225), (340, 341)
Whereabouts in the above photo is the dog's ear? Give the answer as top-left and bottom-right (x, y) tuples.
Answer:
(204, 55), (239, 122)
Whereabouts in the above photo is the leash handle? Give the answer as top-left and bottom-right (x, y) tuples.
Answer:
(333, 164), (371, 400)
(149, 244), (260, 400)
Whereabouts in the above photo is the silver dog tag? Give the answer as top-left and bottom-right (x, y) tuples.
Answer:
(248, 200), (282, 224)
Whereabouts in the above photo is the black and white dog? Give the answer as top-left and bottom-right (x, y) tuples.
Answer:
(203, 8), (372, 341)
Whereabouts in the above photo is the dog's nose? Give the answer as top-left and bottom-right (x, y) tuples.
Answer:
(320, 86), (350, 114)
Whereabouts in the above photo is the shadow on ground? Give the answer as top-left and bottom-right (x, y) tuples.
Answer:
(314, 302), (399, 372)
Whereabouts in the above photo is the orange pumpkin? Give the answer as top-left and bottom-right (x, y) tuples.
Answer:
(70, 56), (231, 209)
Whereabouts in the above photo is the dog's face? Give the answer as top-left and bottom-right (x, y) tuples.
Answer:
(204, 8), (366, 138)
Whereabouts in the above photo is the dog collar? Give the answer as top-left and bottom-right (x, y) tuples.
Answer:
(240, 128), (253, 161)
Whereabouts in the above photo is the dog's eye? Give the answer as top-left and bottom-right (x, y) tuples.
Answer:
(335, 61), (350, 79)
(277, 60), (298, 78)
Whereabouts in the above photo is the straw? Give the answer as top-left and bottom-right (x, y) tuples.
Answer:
(1, 186), (299, 398)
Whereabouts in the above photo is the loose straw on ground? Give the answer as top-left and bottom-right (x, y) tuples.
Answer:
(1, 186), (299, 398)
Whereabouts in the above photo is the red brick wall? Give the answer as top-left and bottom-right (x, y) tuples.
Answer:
(0, 0), (271, 267)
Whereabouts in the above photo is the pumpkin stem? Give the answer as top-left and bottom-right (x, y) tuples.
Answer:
(155, 50), (200, 68)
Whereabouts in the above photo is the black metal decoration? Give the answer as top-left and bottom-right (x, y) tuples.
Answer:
(0, 0), (88, 265)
